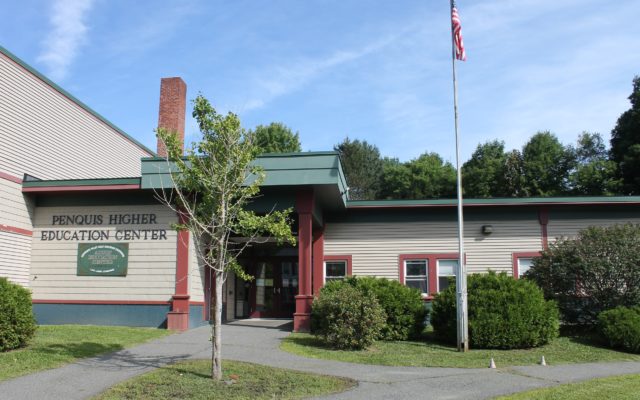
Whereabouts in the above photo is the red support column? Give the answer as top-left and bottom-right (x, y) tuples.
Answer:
(294, 190), (314, 332)
(312, 228), (324, 296)
(168, 213), (190, 331)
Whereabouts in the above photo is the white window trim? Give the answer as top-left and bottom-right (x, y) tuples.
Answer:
(323, 260), (347, 284)
(436, 259), (457, 292)
(404, 259), (429, 296)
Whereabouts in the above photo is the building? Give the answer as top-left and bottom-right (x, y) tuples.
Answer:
(2, 45), (640, 332)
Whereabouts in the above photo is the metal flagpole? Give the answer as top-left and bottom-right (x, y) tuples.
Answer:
(450, 0), (469, 352)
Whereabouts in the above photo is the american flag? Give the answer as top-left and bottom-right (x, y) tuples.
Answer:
(451, 1), (466, 61)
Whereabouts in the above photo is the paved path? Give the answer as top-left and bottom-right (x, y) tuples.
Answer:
(1, 320), (640, 400)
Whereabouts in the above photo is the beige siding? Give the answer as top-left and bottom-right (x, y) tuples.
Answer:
(189, 238), (206, 302)
(0, 52), (151, 180)
(0, 231), (31, 286)
(30, 205), (177, 301)
(548, 217), (640, 241)
(324, 219), (542, 279)
(0, 178), (34, 229)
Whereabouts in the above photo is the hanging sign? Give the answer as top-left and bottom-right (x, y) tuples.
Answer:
(77, 243), (129, 276)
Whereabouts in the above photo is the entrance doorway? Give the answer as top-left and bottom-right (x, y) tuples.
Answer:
(237, 258), (298, 318)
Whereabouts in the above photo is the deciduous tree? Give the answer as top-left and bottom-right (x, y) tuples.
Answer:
(334, 138), (383, 200)
(610, 76), (640, 194)
(251, 122), (302, 154)
(462, 140), (508, 197)
(157, 96), (295, 380)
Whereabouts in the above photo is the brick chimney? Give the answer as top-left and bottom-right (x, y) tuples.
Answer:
(157, 77), (187, 156)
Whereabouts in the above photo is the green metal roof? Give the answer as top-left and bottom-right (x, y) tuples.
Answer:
(347, 196), (640, 208)
(0, 45), (155, 156)
(22, 177), (141, 188)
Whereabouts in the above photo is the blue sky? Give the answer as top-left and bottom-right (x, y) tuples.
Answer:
(2, 0), (639, 162)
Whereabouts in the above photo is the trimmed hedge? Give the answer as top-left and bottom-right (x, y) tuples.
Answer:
(431, 272), (559, 349)
(310, 284), (386, 350)
(318, 277), (426, 340)
(0, 277), (37, 351)
(598, 306), (640, 353)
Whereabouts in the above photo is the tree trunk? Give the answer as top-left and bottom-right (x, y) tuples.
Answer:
(211, 270), (223, 380)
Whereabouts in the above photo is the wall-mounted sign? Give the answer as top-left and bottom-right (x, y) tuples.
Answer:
(77, 243), (129, 276)
(40, 213), (168, 242)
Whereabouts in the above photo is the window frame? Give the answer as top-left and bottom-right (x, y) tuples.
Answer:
(323, 255), (353, 284)
(398, 253), (461, 298)
(436, 258), (458, 292)
(511, 251), (541, 279)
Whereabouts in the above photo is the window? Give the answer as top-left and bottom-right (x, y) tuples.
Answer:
(399, 253), (461, 296)
(437, 259), (458, 292)
(512, 252), (541, 279)
(517, 258), (534, 278)
(405, 259), (428, 294)
(324, 261), (347, 282)
(323, 255), (352, 284)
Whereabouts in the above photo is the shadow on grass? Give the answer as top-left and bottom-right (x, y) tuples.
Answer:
(35, 342), (125, 358)
(286, 335), (332, 350)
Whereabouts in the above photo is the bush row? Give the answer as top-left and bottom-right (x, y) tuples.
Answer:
(1, 277), (37, 352)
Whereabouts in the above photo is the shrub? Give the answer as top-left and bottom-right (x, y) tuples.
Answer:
(527, 224), (640, 326)
(310, 284), (386, 350)
(598, 306), (640, 353)
(0, 278), (37, 351)
(318, 277), (426, 340)
(431, 272), (559, 349)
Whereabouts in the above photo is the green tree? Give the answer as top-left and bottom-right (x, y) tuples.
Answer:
(569, 132), (621, 195)
(157, 96), (295, 380)
(334, 138), (383, 200)
(522, 131), (573, 196)
(462, 140), (508, 197)
(250, 122), (302, 154)
(610, 76), (640, 194)
(503, 149), (528, 197)
(380, 153), (456, 199)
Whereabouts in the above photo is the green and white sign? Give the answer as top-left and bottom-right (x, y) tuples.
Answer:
(77, 243), (128, 276)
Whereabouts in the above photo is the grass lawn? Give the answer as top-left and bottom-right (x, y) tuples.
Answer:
(281, 332), (640, 368)
(94, 359), (356, 400)
(495, 374), (640, 399)
(0, 325), (170, 382)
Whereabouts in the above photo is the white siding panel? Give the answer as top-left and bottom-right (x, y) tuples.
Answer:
(30, 205), (177, 301)
(0, 231), (31, 286)
(324, 219), (543, 279)
(548, 217), (640, 241)
(0, 178), (34, 229)
(0, 53), (150, 180)
(189, 238), (206, 302)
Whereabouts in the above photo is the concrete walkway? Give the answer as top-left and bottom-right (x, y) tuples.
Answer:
(1, 320), (640, 400)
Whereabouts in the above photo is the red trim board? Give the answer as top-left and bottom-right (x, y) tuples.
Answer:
(0, 224), (33, 236)
(32, 300), (171, 305)
(0, 171), (22, 184)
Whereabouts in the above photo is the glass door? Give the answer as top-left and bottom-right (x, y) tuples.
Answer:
(278, 260), (298, 317)
(252, 261), (275, 317)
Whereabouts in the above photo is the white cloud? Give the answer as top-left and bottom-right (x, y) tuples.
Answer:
(37, 0), (94, 81)
(239, 28), (411, 112)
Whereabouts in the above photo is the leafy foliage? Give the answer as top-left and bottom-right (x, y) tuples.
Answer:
(334, 138), (383, 200)
(598, 306), (640, 353)
(318, 277), (426, 340)
(250, 122), (302, 154)
(522, 131), (573, 196)
(462, 140), (508, 197)
(311, 284), (386, 350)
(611, 76), (640, 194)
(527, 224), (640, 325)
(0, 278), (37, 351)
(379, 153), (456, 199)
(156, 95), (295, 379)
(569, 132), (621, 195)
(431, 272), (559, 349)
